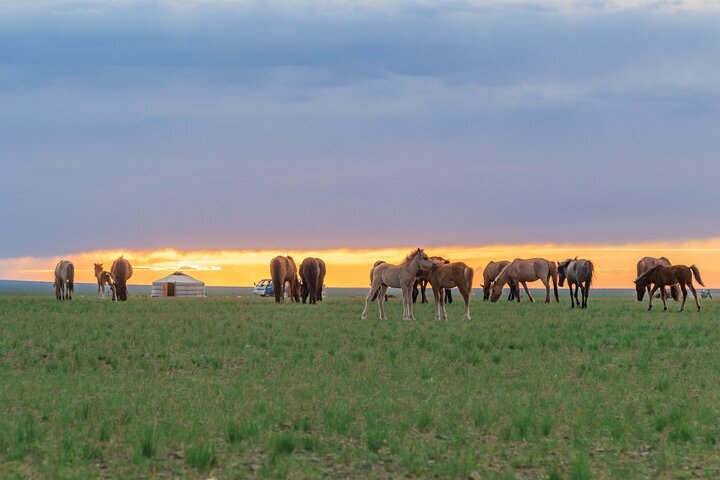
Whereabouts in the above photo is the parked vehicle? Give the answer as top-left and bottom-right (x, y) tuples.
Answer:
(253, 279), (274, 297)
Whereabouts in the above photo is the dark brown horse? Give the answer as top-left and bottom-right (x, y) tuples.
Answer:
(270, 256), (300, 303)
(636, 256), (680, 301)
(53, 260), (74, 301)
(426, 262), (474, 320)
(299, 257), (326, 304)
(413, 256), (452, 304)
(111, 256), (133, 301)
(94, 263), (116, 301)
(634, 264), (705, 312)
(481, 260), (518, 301)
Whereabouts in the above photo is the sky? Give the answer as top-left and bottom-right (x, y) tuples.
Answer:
(1, 0), (719, 286)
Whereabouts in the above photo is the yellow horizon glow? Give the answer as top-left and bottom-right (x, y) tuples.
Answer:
(1, 238), (719, 289)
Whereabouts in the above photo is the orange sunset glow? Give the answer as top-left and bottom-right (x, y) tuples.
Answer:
(2, 238), (719, 288)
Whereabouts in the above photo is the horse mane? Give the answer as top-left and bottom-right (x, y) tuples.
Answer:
(635, 265), (661, 283)
(402, 249), (423, 264)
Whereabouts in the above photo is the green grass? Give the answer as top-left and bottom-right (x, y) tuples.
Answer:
(0, 295), (719, 478)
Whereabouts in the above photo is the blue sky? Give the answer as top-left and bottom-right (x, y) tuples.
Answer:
(1, 0), (719, 257)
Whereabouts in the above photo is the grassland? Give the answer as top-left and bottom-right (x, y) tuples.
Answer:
(0, 294), (719, 479)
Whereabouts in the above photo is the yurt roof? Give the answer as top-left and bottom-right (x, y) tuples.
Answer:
(152, 271), (205, 286)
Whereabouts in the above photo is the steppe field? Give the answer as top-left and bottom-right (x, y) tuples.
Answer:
(1, 295), (719, 479)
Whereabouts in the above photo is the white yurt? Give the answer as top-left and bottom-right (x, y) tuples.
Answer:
(151, 271), (206, 297)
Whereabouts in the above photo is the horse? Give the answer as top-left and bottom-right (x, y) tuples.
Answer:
(489, 258), (559, 303)
(299, 257), (326, 304)
(94, 263), (116, 301)
(481, 260), (518, 301)
(53, 260), (74, 301)
(361, 248), (437, 321)
(557, 258), (594, 309)
(111, 256), (133, 301)
(413, 256), (452, 304)
(426, 261), (474, 320)
(634, 264), (705, 312)
(270, 256), (300, 303)
(636, 257), (680, 302)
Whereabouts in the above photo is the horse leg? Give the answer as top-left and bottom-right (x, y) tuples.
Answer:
(378, 285), (389, 320)
(412, 281), (419, 304)
(421, 280), (428, 304)
(362, 280), (382, 320)
(660, 285), (668, 311)
(522, 282), (533, 302)
(648, 285), (659, 311)
(583, 282), (589, 309)
(574, 283), (581, 306)
(446, 288), (453, 304)
(687, 282), (700, 311)
(569, 283), (575, 308)
(679, 283), (688, 312)
(408, 286), (417, 320)
(459, 285), (471, 320)
(540, 277), (551, 303)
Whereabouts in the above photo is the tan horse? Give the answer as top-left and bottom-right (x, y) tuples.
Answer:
(53, 260), (74, 301)
(489, 258), (559, 303)
(557, 258), (594, 309)
(299, 257), (326, 304)
(413, 256), (452, 304)
(426, 262), (474, 320)
(94, 263), (116, 301)
(634, 264), (704, 312)
(270, 256), (300, 303)
(481, 260), (519, 301)
(636, 257), (680, 301)
(362, 249), (436, 321)
(111, 256), (133, 301)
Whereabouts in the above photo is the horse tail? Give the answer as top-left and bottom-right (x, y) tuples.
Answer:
(690, 265), (705, 287)
(586, 261), (594, 289)
(66, 263), (75, 293)
(270, 258), (283, 303)
(548, 261), (559, 302)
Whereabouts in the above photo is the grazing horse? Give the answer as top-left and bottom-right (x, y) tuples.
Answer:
(489, 258), (559, 303)
(481, 260), (519, 301)
(557, 258), (594, 309)
(94, 263), (116, 301)
(53, 260), (74, 301)
(299, 257), (326, 304)
(362, 249), (436, 321)
(634, 264), (705, 312)
(426, 262), (474, 321)
(111, 256), (133, 301)
(270, 256), (300, 303)
(636, 257), (680, 302)
(413, 256), (452, 304)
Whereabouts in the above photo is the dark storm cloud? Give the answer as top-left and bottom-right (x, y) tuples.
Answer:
(1, 1), (719, 256)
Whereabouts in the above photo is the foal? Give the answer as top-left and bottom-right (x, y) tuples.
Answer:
(634, 264), (705, 312)
(94, 263), (116, 301)
(426, 262), (474, 321)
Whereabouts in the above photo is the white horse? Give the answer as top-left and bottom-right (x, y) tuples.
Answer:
(362, 249), (436, 321)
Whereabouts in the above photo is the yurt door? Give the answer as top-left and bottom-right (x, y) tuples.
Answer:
(164, 283), (176, 297)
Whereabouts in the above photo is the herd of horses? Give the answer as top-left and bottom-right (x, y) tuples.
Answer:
(52, 256), (133, 301)
(50, 251), (707, 318)
(359, 250), (706, 321)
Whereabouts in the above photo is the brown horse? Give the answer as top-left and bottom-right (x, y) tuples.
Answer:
(636, 257), (680, 301)
(413, 256), (452, 304)
(111, 256), (133, 301)
(53, 260), (74, 300)
(362, 249), (436, 321)
(299, 257), (325, 304)
(94, 263), (116, 301)
(426, 262), (474, 320)
(270, 256), (300, 303)
(557, 258), (594, 309)
(489, 258), (559, 303)
(481, 260), (518, 301)
(634, 264), (705, 312)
